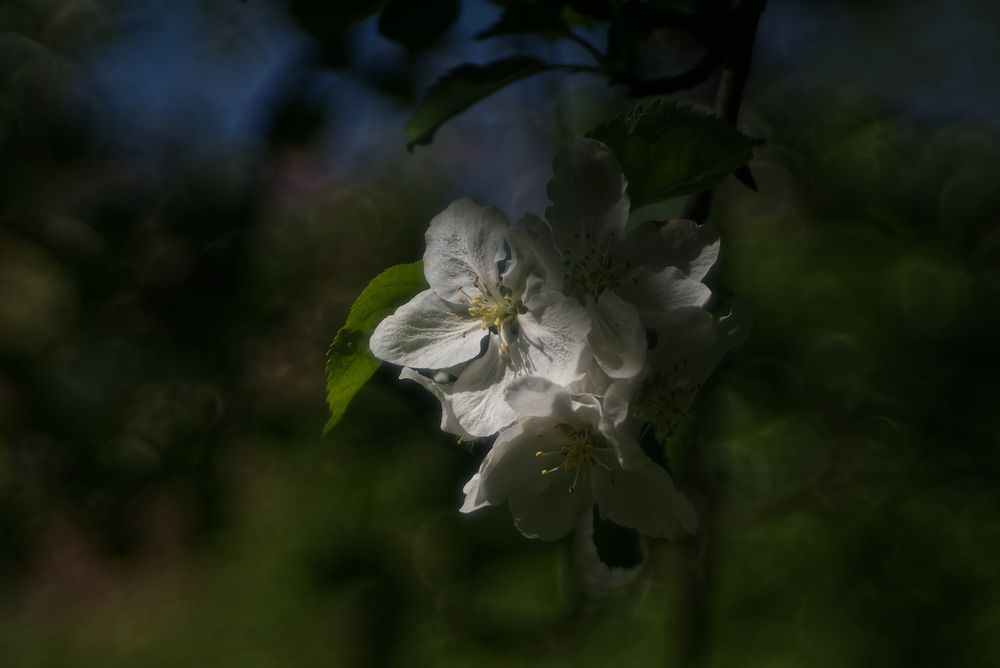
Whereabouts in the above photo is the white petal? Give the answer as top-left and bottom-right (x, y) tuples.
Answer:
(504, 213), (564, 299)
(568, 395), (603, 430)
(423, 197), (509, 303)
(460, 473), (487, 513)
(587, 291), (647, 379)
(509, 477), (594, 540)
(516, 290), (591, 386)
(473, 420), (556, 507)
(504, 376), (573, 419)
(546, 138), (630, 252)
(660, 218), (720, 281)
(600, 375), (648, 469)
(369, 289), (485, 368)
(399, 368), (475, 440)
(617, 266), (712, 330)
(567, 357), (613, 396)
(645, 303), (751, 420)
(592, 460), (697, 539)
(601, 373), (643, 428)
(616, 220), (674, 270)
(617, 219), (720, 278)
(451, 342), (518, 437)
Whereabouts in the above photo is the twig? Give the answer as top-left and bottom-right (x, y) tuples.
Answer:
(681, 0), (767, 225)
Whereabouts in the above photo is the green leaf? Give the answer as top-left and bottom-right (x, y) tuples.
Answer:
(588, 100), (764, 209)
(404, 56), (550, 150)
(324, 261), (427, 434)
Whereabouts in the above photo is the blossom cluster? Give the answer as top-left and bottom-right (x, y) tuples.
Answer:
(370, 138), (745, 541)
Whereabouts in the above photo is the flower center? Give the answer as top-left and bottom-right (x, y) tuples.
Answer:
(562, 234), (627, 301)
(461, 277), (522, 352)
(535, 425), (613, 493)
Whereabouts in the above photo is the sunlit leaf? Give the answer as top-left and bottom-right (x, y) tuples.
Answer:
(324, 261), (427, 433)
(404, 56), (550, 150)
(589, 100), (763, 209)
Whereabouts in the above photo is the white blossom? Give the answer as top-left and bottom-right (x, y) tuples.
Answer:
(369, 198), (591, 437)
(530, 138), (721, 381)
(461, 377), (697, 540)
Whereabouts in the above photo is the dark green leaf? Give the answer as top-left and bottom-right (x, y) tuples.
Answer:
(324, 262), (427, 434)
(589, 100), (764, 209)
(379, 0), (459, 50)
(405, 56), (551, 150)
(476, 4), (568, 40)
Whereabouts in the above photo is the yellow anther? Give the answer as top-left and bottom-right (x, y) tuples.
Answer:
(465, 281), (520, 334)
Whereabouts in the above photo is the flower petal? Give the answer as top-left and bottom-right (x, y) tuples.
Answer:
(546, 138), (630, 253)
(600, 374), (648, 469)
(399, 368), (475, 440)
(423, 197), (510, 302)
(460, 473), (487, 513)
(592, 460), (697, 539)
(660, 218), (720, 281)
(516, 290), (591, 386)
(504, 213), (564, 299)
(504, 376), (573, 420)
(466, 420), (557, 509)
(617, 266), (711, 330)
(587, 290), (647, 379)
(509, 477), (594, 540)
(618, 219), (720, 278)
(369, 289), (485, 368)
(451, 341), (518, 437)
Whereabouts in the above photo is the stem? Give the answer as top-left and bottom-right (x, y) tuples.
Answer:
(675, 2), (766, 667)
(681, 0), (767, 225)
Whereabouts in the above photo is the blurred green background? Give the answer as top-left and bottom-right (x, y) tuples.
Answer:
(1, 0), (999, 666)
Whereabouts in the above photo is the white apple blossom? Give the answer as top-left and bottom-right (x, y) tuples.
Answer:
(526, 138), (721, 382)
(369, 197), (591, 437)
(636, 302), (751, 439)
(461, 377), (697, 540)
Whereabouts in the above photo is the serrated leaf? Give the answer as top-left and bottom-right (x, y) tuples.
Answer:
(405, 56), (550, 150)
(324, 262), (427, 434)
(588, 100), (764, 209)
